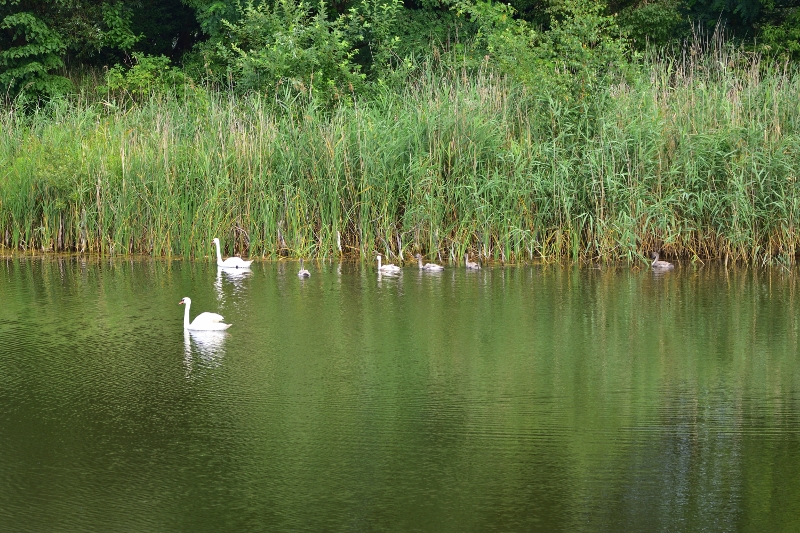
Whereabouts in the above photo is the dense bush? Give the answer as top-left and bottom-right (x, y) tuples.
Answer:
(0, 0), (141, 101)
(455, 0), (630, 109)
(3, 0), (800, 104)
(103, 53), (191, 101)
(760, 8), (800, 59)
(208, 0), (365, 100)
(616, 0), (688, 49)
(0, 10), (70, 100)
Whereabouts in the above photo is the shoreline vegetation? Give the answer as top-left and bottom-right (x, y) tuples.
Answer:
(1, 46), (799, 266)
(0, 252), (794, 271)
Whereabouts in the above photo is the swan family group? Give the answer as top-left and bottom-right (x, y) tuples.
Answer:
(181, 237), (674, 331)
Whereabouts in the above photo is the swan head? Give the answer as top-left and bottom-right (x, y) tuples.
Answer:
(179, 297), (191, 305)
(415, 254), (421, 259)
(212, 238), (220, 245)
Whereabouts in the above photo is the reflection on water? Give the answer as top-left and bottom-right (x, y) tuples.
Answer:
(376, 269), (402, 288)
(217, 265), (252, 281)
(214, 266), (251, 300)
(0, 257), (799, 531)
(183, 329), (227, 375)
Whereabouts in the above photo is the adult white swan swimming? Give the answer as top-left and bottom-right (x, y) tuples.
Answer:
(376, 254), (401, 274)
(213, 237), (253, 268)
(179, 297), (232, 330)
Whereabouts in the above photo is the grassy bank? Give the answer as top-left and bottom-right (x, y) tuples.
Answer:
(1, 48), (799, 264)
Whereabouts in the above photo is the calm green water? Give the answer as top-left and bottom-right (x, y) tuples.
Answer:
(1, 257), (799, 532)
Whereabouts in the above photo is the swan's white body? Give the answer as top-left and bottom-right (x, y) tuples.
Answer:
(180, 297), (231, 331)
(298, 259), (310, 278)
(651, 252), (674, 271)
(416, 254), (444, 272)
(376, 254), (401, 274)
(213, 238), (253, 268)
(464, 254), (481, 270)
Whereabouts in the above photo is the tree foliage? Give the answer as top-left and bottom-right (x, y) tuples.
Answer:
(211, 0), (365, 100)
(758, 3), (800, 58)
(0, 0), (799, 103)
(0, 8), (70, 99)
(617, 0), (688, 48)
(0, 0), (139, 100)
(456, 0), (629, 103)
(104, 52), (191, 101)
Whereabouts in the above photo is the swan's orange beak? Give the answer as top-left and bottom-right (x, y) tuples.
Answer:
(179, 300), (184, 305)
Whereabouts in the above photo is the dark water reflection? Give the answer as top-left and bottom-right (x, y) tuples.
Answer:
(1, 257), (799, 531)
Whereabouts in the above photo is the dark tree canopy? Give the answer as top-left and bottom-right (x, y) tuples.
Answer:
(1, 0), (798, 100)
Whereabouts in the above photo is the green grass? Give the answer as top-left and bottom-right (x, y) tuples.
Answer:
(1, 45), (799, 265)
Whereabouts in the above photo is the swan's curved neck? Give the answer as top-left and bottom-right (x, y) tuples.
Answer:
(183, 301), (191, 329)
(418, 256), (423, 269)
(377, 256), (382, 269)
(214, 241), (223, 263)
(651, 253), (658, 266)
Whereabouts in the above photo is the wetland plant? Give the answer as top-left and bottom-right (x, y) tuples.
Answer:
(1, 45), (798, 265)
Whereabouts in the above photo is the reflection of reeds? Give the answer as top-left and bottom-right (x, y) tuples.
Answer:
(1, 44), (798, 264)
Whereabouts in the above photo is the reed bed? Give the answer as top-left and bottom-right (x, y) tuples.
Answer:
(1, 47), (799, 264)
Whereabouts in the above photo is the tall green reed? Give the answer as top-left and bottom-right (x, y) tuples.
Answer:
(1, 46), (798, 264)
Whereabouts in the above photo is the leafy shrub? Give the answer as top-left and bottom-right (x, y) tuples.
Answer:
(350, 0), (404, 81)
(210, 0), (365, 102)
(0, 11), (71, 101)
(182, 0), (240, 37)
(103, 53), (190, 101)
(0, 0), (142, 103)
(455, 0), (630, 104)
(100, 1), (141, 52)
(759, 9), (800, 60)
(390, 9), (462, 56)
(193, 0), (411, 102)
(617, 0), (688, 49)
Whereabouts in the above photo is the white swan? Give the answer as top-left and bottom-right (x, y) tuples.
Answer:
(213, 237), (253, 268)
(464, 253), (481, 270)
(376, 254), (401, 274)
(298, 258), (310, 278)
(179, 297), (231, 331)
(415, 253), (444, 272)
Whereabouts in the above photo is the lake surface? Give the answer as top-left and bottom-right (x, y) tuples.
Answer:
(1, 257), (799, 531)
